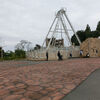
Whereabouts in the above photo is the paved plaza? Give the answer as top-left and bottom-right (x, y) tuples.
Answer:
(62, 69), (100, 100)
(0, 58), (100, 100)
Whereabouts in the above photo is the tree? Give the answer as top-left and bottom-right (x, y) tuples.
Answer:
(71, 31), (86, 46)
(3, 50), (15, 60)
(34, 44), (41, 50)
(15, 40), (32, 51)
(14, 40), (33, 59)
(96, 21), (100, 32)
(85, 24), (91, 38)
(85, 24), (91, 33)
(15, 49), (26, 58)
(0, 47), (4, 58)
(71, 22), (100, 46)
(91, 31), (100, 38)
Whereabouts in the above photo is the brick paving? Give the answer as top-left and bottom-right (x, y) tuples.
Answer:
(0, 58), (100, 100)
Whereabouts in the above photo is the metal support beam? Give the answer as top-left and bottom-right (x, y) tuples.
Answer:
(42, 17), (57, 47)
(64, 12), (81, 45)
(42, 8), (81, 50)
(46, 18), (59, 51)
(60, 15), (72, 45)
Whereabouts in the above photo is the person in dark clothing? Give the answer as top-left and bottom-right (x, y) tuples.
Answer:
(57, 51), (62, 60)
(46, 52), (48, 61)
(70, 53), (72, 58)
(96, 50), (98, 53)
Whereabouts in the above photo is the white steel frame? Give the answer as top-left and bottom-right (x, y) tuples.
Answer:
(42, 9), (81, 51)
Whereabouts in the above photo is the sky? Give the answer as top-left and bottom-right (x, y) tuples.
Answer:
(0, 0), (100, 51)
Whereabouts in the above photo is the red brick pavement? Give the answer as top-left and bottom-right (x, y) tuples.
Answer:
(0, 58), (100, 100)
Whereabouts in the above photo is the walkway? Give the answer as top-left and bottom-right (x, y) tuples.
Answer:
(0, 58), (100, 100)
(62, 69), (100, 100)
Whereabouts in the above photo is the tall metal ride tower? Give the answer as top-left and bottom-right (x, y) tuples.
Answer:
(42, 9), (81, 50)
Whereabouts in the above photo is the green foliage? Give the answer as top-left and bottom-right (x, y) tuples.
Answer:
(2, 49), (26, 60)
(3, 51), (15, 60)
(15, 49), (26, 58)
(34, 44), (41, 50)
(71, 31), (86, 46)
(96, 21), (100, 32)
(85, 24), (91, 33)
(0, 47), (2, 58)
(71, 21), (100, 45)
(85, 24), (91, 38)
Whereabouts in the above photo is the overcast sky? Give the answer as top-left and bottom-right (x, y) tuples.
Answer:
(0, 0), (100, 51)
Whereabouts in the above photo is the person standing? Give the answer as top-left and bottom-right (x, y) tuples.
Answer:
(46, 52), (48, 61)
(70, 52), (72, 58)
(80, 50), (83, 58)
(57, 51), (62, 60)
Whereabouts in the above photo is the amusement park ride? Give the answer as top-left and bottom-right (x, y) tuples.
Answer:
(42, 9), (81, 51)
(27, 9), (81, 60)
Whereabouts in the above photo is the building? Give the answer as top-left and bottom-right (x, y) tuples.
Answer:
(46, 38), (64, 48)
(26, 46), (80, 61)
(80, 38), (100, 57)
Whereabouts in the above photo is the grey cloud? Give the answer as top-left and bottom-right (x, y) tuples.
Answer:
(0, 0), (100, 51)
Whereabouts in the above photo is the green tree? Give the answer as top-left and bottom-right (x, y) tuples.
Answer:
(15, 49), (26, 58)
(71, 22), (100, 46)
(85, 24), (91, 33)
(96, 21), (100, 32)
(91, 31), (100, 38)
(34, 44), (41, 50)
(85, 24), (91, 38)
(3, 51), (15, 60)
(71, 31), (86, 46)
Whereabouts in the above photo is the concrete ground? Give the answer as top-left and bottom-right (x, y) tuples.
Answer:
(62, 69), (100, 100)
(0, 58), (100, 100)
